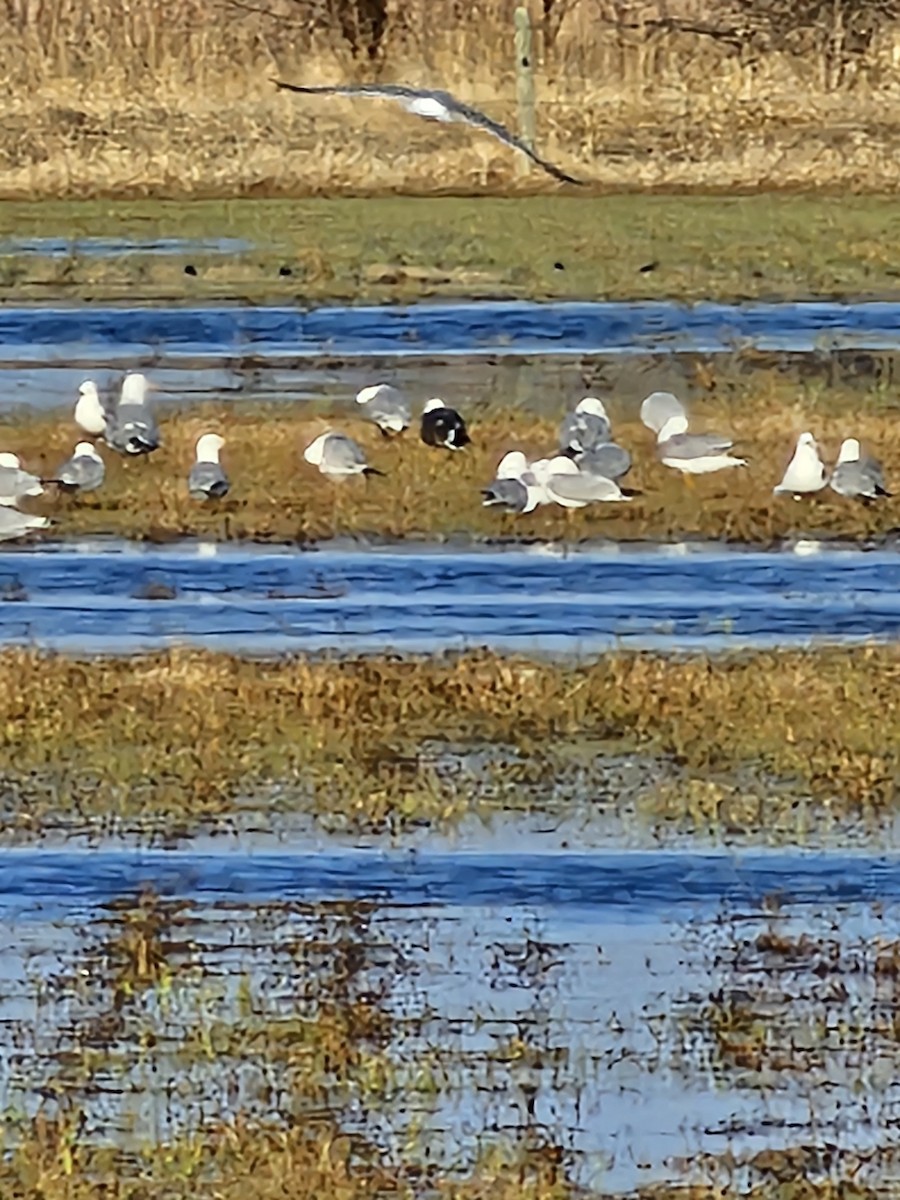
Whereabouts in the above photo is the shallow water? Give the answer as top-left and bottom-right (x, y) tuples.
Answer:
(0, 540), (897, 654)
(4, 847), (900, 1191)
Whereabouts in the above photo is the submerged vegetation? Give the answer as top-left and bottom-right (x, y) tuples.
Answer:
(6, 379), (900, 546)
(1, 642), (898, 839)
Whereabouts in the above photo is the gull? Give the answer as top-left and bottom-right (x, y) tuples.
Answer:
(273, 80), (584, 185)
(0, 453), (44, 506)
(188, 434), (230, 500)
(56, 442), (105, 493)
(356, 384), (410, 436)
(575, 442), (632, 481)
(420, 399), (470, 450)
(74, 380), (113, 436)
(481, 450), (540, 513)
(304, 431), (385, 478)
(641, 392), (746, 476)
(0, 506), (49, 542)
(531, 455), (629, 507)
(106, 372), (161, 456)
(559, 397), (612, 457)
(829, 438), (890, 501)
(774, 431), (827, 497)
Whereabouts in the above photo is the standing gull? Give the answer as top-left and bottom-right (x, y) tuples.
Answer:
(774, 432), (827, 497)
(0, 453), (44, 506)
(559, 397), (612, 457)
(74, 380), (112, 437)
(356, 384), (410, 436)
(273, 80), (584, 186)
(304, 431), (385, 478)
(829, 438), (891, 501)
(188, 434), (230, 500)
(420, 398), (470, 450)
(106, 372), (161, 456)
(0, 506), (50, 542)
(56, 442), (105, 493)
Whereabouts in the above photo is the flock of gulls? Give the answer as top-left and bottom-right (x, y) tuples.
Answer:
(0, 376), (889, 543)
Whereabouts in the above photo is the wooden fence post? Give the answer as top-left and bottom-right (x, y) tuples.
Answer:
(514, 5), (536, 178)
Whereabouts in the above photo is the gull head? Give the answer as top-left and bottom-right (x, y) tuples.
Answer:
(0, 452), (21, 469)
(797, 431), (818, 452)
(196, 433), (225, 463)
(496, 450), (529, 480)
(74, 441), (101, 459)
(303, 431), (331, 466)
(120, 372), (151, 405)
(657, 413), (690, 442)
(837, 437), (860, 464)
(422, 398), (447, 415)
(356, 385), (386, 405)
(574, 396), (608, 420)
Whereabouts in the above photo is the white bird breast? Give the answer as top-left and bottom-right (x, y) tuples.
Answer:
(405, 96), (453, 122)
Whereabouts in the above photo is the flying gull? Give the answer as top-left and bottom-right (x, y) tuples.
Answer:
(106, 372), (161, 456)
(356, 384), (410, 436)
(774, 431), (827, 497)
(420, 398), (470, 450)
(559, 397), (612, 457)
(304, 431), (385, 478)
(189, 434), (230, 499)
(829, 437), (890, 501)
(0, 453), (44, 507)
(0, 505), (50, 542)
(273, 80), (584, 185)
(56, 442), (106, 493)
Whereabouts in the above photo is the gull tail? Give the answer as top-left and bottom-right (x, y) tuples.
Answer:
(363, 466), (386, 477)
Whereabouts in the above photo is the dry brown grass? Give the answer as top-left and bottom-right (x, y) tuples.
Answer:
(1, 0), (900, 195)
(8, 380), (900, 544)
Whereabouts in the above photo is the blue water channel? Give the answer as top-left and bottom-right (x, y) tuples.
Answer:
(0, 540), (896, 653)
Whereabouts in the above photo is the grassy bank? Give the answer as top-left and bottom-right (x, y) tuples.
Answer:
(1, 1), (900, 195)
(1, 195), (899, 304)
(1, 643), (897, 838)
(6, 383), (900, 546)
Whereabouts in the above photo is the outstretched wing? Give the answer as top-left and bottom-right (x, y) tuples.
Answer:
(441, 96), (583, 185)
(273, 79), (585, 186)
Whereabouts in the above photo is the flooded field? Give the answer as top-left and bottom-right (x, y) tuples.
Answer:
(1, 199), (900, 1197)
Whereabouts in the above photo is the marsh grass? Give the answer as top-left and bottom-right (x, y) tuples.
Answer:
(1, 642), (899, 836)
(9, 382), (900, 545)
(1, 2), (900, 194)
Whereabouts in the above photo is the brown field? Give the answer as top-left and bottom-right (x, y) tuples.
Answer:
(6, 377), (900, 545)
(2, 0), (900, 196)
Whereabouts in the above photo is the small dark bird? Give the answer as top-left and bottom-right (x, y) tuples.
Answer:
(420, 398), (470, 451)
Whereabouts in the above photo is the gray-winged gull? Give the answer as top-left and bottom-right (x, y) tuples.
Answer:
(273, 80), (584, 185)
(304, 431), (385, 478)
(0, 453), (44, 506)
(481, 450), (542, 513)
(575, 442), (632, 481)
(56, 442), (105, 493)
(559, 397), (612, 457)
(774, 431), (827, 496)
(421, 398), (470, 450)
(644, 392), (745, 475)
(106, 373), (161, 456)
(829, 438), (890, 500)
(356, 384), (410, 436)
(189, 434), (230, 499)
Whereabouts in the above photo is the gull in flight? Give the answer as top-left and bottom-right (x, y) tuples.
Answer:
(829, 437), (891, 501)
(273, 80), (584, 185)
(774, 431), (827, 497)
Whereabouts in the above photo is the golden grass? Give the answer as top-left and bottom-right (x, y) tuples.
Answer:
(8, 381), (900, 545)
(1, 1), (900, 194)
(1, 642), (899, 835)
